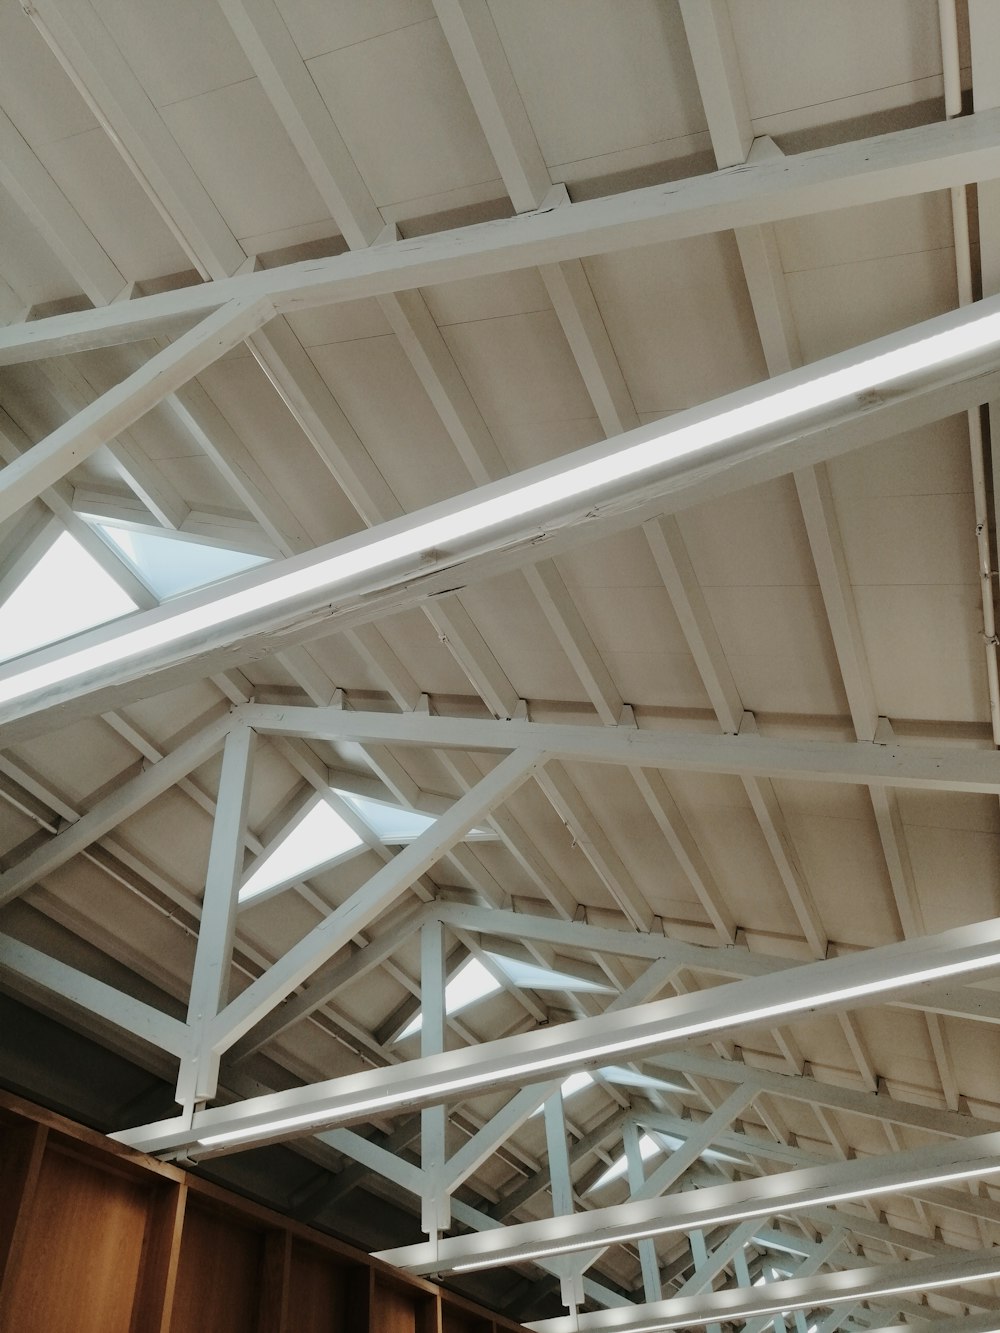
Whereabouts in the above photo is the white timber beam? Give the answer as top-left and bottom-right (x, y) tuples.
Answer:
(177, 719), (256, 1110)
(383, 1132), (1000, 1277)
(0, 931), (187, 1056)
(420, 917), (449, 1237)
(241, 705), (1000, 795)
(5, 109), (1000, 362)
(0, 711), (233, 908)
(0, 299), (269, 527)
(200, 749), (543, 1054)
(111, 913), (1000, 1156)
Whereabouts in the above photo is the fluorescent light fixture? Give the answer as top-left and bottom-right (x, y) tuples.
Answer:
(564, 1260), (1000, 1333)
(0, 530), (137, 663)
(447, 1161), (1000, 1273)
(7, 303), (1000, 709)
(195, 940), (1000, 1149)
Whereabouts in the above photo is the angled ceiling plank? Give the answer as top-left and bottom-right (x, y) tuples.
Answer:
(5, 109), (1000, 363)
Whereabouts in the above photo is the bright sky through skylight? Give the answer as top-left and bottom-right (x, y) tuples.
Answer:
(240, 798), (362, 901)
(398, 957), (502, 1040)
(484, 953), (613, 993)
(0, 531), (137, 664)
(96, 522), (267, 600)
(589, 1132), (662, 1191)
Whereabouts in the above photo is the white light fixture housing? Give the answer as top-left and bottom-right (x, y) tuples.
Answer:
(8, 295), (1000, 725)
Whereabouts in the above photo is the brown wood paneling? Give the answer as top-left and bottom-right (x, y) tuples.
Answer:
(130, 1181), (187, 1333)
(442, 1304), (493, 1333)
(373, 1278), (437, 1333)
(0, 1119), (46, 1297)
(286, 1241), (370, 1333)
(168, 1202), (264, 1333)
(0, 1143), (150, 1333)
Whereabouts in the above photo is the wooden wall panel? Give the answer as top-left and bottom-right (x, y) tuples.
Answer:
(0, 1095), (532, 1333)
(0, 1145), (150, 1333)
(286, 1241), (369, 1333)
(168, 1202), (265, 1333)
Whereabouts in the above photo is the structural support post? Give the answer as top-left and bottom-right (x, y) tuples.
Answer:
(421, 917), (449, 1239)
(623, 1120), (663, 1303)
(177, 718), (255, 1113)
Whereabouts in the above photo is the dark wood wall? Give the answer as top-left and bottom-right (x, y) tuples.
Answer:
(0, 1092), (526, 1333)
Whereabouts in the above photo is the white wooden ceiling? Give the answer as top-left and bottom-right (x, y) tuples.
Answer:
(2, 1), (1000, 1327)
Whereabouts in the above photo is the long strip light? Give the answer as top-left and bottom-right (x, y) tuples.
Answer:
(193, 941), (1000, 1150)
(448, 1161), (1000, 1274)
(560, 1260), (1000, 1333)
(5, 303), (1000, 714)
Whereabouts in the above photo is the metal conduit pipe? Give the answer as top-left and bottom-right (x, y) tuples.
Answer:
(939, 0), (1000, 744)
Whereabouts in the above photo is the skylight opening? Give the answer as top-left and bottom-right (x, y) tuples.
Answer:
(0, 530), (137, 664)
(483, 952), (614, 994)
(240, 797), (363, 902)
(93, 520), (268, 600)
(397, 957), (502, 1040)
(335, 789), (493, 844)
(588, 1132), (662, 1192)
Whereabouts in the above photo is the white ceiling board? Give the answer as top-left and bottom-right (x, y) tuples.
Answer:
(149, 451), (256, 513)
(90, 0), (254, 108)
(676, 478), (817, 591)
(835, 491), (979, 589)
(285, 298), (393, 350)
(786, 248), (958, 362)
(702, 584), (851, 719)
(774, 191), (954, 276)
(0, 184), (79, 306)
(197, 356), (366, 545)
(855, 585), (989, 723)
(375, 609), (484, 697)
(486, 0), (705, 172)
(0, 1), (98, 148)
(160, 79), (331, 245)
(9, 719), (142, 810)
(306, 334), (475, 510)
(276, 0), (435, 62)
(601, 652), (714, 714)
(491, 414), (606, 473)
(896, 789), (1000, 839)
(440, 310), (594, 440)
(306, 19), (501, 209)
(907, 822), (1000, 935)
(729, 0), (943, 124)
(826, 417), (972, 501)
(854, 1008), (942, 1096)
(34, 128), (191, 282)
(931, 1019), (1000, 1108)
(557, 531), (671, 591)
(420, 269), (550, 327)
(582, 235), (767, 416)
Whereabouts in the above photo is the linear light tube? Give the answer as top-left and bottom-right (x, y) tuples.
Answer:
(5, 306), (1000, 713)
(195, 944), (1000, 1149)
(581, 1261), (1000, 1333)
(448, 1162), (1000, 1273)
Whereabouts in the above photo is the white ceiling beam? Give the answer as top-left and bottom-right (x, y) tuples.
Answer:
(0, 710), (232, 908)
(0, 102), (124, 304)
(177, 719), (256, 1110)
(5, 108), (1000, 364)
(678, 0), (754, 168)
(201, 749), (543, 1055)
(243, 704), (1000, 794)
(112, 913), (1000, 1155)
(30, 358), (190, 531)
(6, 275), (993, 735)
(383, 1128), (1000, 1277)
(0, 931), (187, 1057)
(0, 299), (268, 527)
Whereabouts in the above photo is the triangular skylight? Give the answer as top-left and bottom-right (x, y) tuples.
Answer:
(484, 952), (614, 994)
(397, 957), (502, 1040)
(0, 530), (137, 664)
(589, 1132), (662, 1191)
(240, 797), (363, 902)
(94, 521), (268, 600)
(397, 951), (619, 1041)
(336, 790), (493, 844)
